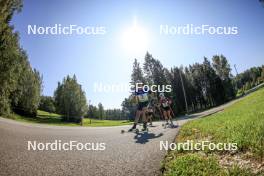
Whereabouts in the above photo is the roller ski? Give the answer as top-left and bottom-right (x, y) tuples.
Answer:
(121, 123), (139, 134)
(168, 122), (176, 128)
(121, 128), (139, 134)
(162, 122), (170, 129)
(162, 120), (175, 128)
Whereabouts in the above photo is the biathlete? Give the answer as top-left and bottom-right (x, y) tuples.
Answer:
(128, 81), (149, 132)
(146, 104), (154, 126)
(145, 91), (159, 126)
(159, 93), (174, 127)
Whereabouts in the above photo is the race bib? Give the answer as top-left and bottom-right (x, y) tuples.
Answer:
(138, 93), (148, 102)
(162, 102), (169, 107)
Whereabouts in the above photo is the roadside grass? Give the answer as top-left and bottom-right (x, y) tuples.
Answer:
(162, 88), (264, 176)
(82, 118), (133, 127)
(163, 153), (254, 176)
(7, 110), (132, 127)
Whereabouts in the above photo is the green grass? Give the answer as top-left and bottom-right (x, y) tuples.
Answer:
(163, 153), (224, 176)
(163, 88), (264, 176)
(7, 110), (132, 127)
(163, 153), (254, 176)
(82, 118), (133, 127)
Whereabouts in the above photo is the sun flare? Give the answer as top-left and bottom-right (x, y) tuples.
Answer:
(122, 19), (148, 54)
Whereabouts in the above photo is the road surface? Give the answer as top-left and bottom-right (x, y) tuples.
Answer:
(0, 98), (242, 176)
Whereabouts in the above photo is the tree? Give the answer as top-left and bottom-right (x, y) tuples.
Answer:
(131, 58), (145, 84)
(105, 108), (125, 120)
(98, 103), (104, 120)
(39, 96), (56, 113)
(261, 66), (264, 82)
(87, 104), (99, 119)
(0, 0), (23, 115)
(0, 0), (42, 117)
(234, 65), (263, 92)
(212, 55), (235, 100)
(143, 52), (168, 86)
(121, 97), (136, 120)
(54, 75), (88, 122)
(125, 52), (262, 116)
(12, 68), (42, 117)
(261, 66), (264, 77)
(212, 55), (231, 80)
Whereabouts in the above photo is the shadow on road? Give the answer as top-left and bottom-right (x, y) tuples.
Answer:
(134, 132), (163, 144)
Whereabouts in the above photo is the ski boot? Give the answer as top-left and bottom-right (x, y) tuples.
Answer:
(170, 120), (174, 128)
(142, 122), (148, 132)
(128, 123), (137, 132)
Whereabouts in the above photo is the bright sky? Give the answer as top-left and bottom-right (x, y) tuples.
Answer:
(11, 0), (264, 109)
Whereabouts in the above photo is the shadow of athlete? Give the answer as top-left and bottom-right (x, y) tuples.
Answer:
(134, 132), (163, 144)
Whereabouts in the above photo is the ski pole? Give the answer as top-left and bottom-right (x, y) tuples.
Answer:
(169, 105), (175, 118)
(158, 106), (164, 120)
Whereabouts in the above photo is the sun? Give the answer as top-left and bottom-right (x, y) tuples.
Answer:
(122, 19), (148, 54)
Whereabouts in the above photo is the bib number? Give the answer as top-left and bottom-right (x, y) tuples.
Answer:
(138, 93), (148, 102)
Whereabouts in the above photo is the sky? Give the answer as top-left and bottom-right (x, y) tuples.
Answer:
(11, 0), (264, 109)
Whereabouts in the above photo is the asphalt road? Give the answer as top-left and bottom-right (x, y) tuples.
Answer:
(0, 98), (241, 176)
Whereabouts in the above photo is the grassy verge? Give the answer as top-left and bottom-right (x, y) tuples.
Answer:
(7, 110), (132, 127)
(162, 88), (264, 176)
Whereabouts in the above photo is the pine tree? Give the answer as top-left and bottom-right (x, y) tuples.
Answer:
(131, 58), (145, 84)
(54, 75), (88, 122)
(212, 55), (235, 100)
